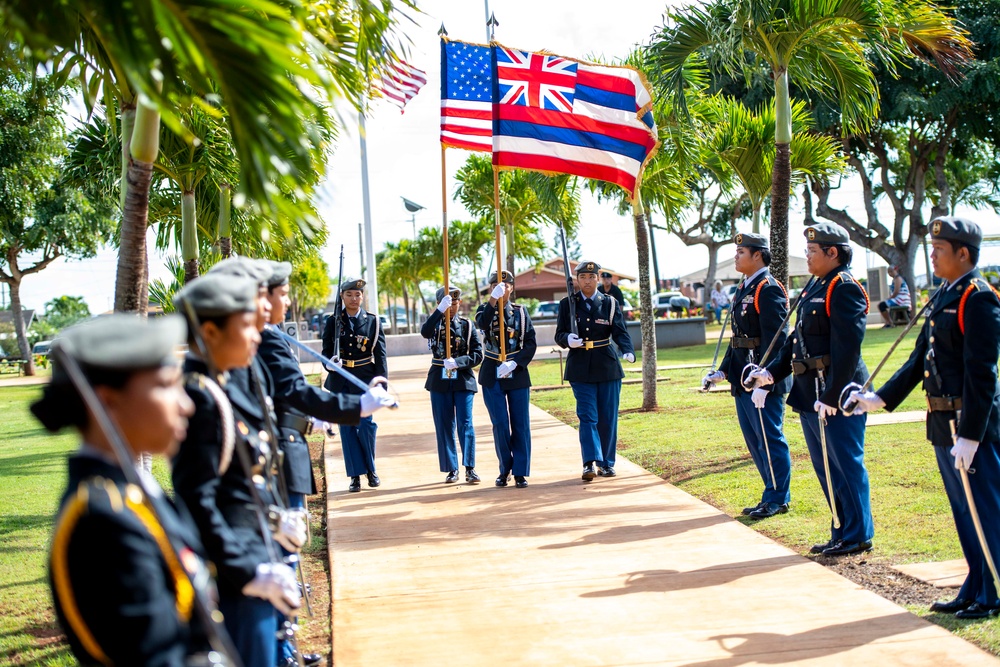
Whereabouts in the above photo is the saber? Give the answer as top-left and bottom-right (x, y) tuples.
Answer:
(950, 417), (1000, 595)
(816, 371), (841, 530)
(276, 329), (398, 408)
(702, 282), (739, 391)
(332, 245), (345, 359)
(741, 276), (817, 391)
(838, 290), (941, 413)
(756, 403), (777, 489)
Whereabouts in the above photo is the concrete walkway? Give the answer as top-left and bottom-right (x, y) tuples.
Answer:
(324, 355), (997, 666)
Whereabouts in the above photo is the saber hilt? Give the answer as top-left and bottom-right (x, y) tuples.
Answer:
(740, 276), (817, 391)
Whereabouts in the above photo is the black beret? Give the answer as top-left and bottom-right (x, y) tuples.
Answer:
(487, 270), (514, 285)
(174, 274), (259, 318)
(734, 232), (768, 249)
(804, 222), (849, 245)
(575, 261), (600, 275)
(266, 261), (292, 288)
(340, 278), (366, 293)
(930, 216), (982, 250)
(50, 315), (185, 380)
(209, 256), (271, 286)
(435, 286), (461, 302)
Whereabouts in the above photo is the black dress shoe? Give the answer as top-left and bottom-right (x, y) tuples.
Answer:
(280, 654), (324, 667)
(348, 476), (361, 492)
(748, 502), (789, 519)
(465, 467), (481, 484)
(930, 597), (973, 614)
(742, 501), (765, 516)
(809, 539), (834, 554)
(515, 476), (528, 488)
(955, 602), (1000, 620)
(445, 470), (459, 483)
(495, 473), (510, 487)
(598, 466), (616, 477)
(822, 540), (873, 556)
(366, 472), (380, 488)
(582, 462), (597, 482)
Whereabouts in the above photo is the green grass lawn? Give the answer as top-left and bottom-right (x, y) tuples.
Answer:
(529, 324), (1000, 654)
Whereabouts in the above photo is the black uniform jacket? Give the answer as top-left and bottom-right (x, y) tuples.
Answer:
(878, 270), (1000, 445)
(767, 268), (869, 412)
(475, 300), (537, 390)
(321, 307), (387, 395)
(50, 453), (212, 666)
(719, 270), (792, 397)
(555, 291), (634, 384)
(598, 283), (625, 307)
(420, 309), (483, 393)
(172, 356), (278, 597)
(258, 325), (362, 494)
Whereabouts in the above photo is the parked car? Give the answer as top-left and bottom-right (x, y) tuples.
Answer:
(32, 340), (53, 357)
(651, 291), (683, 318)
(533, 301), (560, 320)
(621, 298), (635, 320)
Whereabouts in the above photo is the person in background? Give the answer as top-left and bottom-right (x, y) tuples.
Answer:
(710, 280), (731, 323)
(598, 271), (625, 307)
(878, 265), (912, 328)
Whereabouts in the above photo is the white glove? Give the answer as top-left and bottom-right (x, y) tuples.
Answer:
(497, 360), (517, 378)
(623, 353), (635, 363)
(272, 508), (308, 553)
(361, 384), (395, 417)
(952, 437), (979, 471)
(443, 357), (459, 371)
(567, 334), (584, 349)
(436, 294), (452, 313)
(849, 390), (885, 415)
(751, 387), (769, 409)
(242, 562), (301, 615)
(702, 370), (725, 387)
(748, 368), (774, 388)
(814, 401), (838, 420)
(326, 356), (343, 370)
(491, 283), (507, 300)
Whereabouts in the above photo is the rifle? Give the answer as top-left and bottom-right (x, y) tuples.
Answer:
(740, 276), (817, 391)
(332, 245), (345, 359)
(558, 223), (577, 335)
(51, 345), (242, 667)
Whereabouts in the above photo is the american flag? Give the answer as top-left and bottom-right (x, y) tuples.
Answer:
(373, 59), (427, 112)
(440, 39), (492, 152)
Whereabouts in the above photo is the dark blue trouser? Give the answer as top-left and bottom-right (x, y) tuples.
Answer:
(800, 411), (873, 545)
(734, 390), (792, 505)
(220, 594), (277, 667)
(340, 415), (376, 477)
(430, 390), (476, 472)
(936, 442), (1000, 605)
(277, 493), (306, 663)
(482, 383), (531, 476)
(571, 380), (621, 467)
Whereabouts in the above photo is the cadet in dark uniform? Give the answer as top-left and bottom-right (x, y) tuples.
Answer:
(322, 278), (389, 492)
(555, 261), (635, 481)
(35, 315), (230, 667)
(171, 274), (304, 667)
(750, 223), (874, 556)
(422, 286), (484, 483)
(598, 271), (625, 307)
(704, 233), (793, 519)
(851, 217), (1000, 619)
(475, 270), (537, 488)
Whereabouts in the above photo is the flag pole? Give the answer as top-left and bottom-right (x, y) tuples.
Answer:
(359, 111), (379, 316)
(441, 145), (452, 362)
(493, 165), (506, 363)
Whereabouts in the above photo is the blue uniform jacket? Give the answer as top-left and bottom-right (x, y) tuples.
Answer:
(719, 271), (792, 397)
(475, 301), (537, 390)
(51, 454), (212, 666)
(420, 309), (483, 393)
(766, 268), (869, 412)
(555, 291), (634, 384)
(321, 307), (387, 395)
(878, 270), (1000, 445)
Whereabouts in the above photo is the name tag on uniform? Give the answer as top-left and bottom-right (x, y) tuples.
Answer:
(944, 308), (957, 314)
(810, 298), (825, 303)
(595, 318), (610, 325)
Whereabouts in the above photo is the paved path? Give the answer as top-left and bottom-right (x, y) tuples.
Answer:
(325, 355), (997, 666)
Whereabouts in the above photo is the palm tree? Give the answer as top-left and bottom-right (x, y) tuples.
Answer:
(451, 218), (493, 305)
(646, 0), (972, 285)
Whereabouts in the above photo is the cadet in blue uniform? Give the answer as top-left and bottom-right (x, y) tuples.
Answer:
(171, 274), (305, 667)
(704, 233), (793, 519)
(422, 286), (484, 483)
(475, 270), (537, 488)
(35, 315), (231, 666)
(555, 261), (635, 481)
(851, 217), (1000, 619)
(750, 223), (874, 556)
(322, 278), (389, 492)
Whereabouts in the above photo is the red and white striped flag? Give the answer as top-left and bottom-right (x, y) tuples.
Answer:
(373, 59), (427, 112)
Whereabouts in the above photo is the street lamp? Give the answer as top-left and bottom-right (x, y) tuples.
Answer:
(401, 197), (425, 241)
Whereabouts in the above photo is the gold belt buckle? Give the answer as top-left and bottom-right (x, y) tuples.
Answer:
(343, 359), (356, 368)
(584, 340), (594, 350)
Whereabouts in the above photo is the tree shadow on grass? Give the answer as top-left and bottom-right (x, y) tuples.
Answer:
(0, 450), (67, 478)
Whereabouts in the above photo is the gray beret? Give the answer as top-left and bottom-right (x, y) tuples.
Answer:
(266, 261), (292, 288)
(804, 222), (849, 245)
(50, 314), (185, 382)
(487, 270), (514, 285)
(174, 274), (259, 318)
(930, 216), (982, 250)
(735, 232), (768, 249)
(340, 278), (366, 293)
(435, 286), (461, 302)
(575, 260), (600, 275)
(209, 256), (271, 286)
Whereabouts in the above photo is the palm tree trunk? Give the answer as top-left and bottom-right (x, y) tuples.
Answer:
(7, 276), (35, 376)
(632, 195), (657, 411)
(705, 244), (720, 294)
(646, 206), (661, 291)
(115, 98), (160, 314)
(182, 189), (199, 283)
(119, 101), (135, 214)
(218, 183), (232, 258)
(402, 287), (411, 332)
(416, 283), (430, 314)
(471, 262), (480, 308)
(769, 69), (792, 286)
